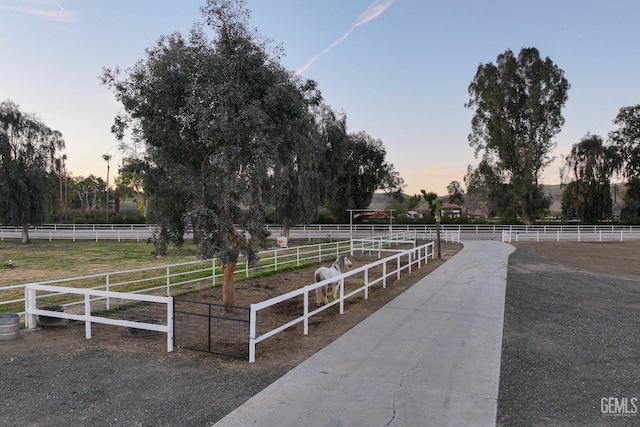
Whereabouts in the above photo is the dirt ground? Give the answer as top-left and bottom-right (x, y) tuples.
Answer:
(0, 242), (461, 427)
(498, 240), (640, 427)
(3, 239), (638, 426)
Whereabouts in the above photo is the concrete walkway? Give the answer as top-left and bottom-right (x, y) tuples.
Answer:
(214, 240), (515, 427)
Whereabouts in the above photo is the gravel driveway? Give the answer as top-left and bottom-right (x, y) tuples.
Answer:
(498, 241), (640, 427)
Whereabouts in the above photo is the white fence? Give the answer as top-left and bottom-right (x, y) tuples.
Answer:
(24, 284), (174, 352)
(10, 223), (640, 242)
(1, 234), (421, 316)
(0, 241), (347, 315)
(4, 233), (440, 358)
(248, 241), (435, 362)
(0, 224), (155, 242)
(3, 223), (639, 244)
(502, 226), (640, 243)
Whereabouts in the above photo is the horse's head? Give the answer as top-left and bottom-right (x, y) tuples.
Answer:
(339, 254), (353, 268)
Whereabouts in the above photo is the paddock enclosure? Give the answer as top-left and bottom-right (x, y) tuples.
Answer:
(3, 234), (444, 360)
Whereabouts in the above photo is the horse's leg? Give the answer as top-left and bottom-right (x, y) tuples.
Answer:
(316, 287), (322, 306)
(332, 281), (339, 301)
(323, 285), (329, 304)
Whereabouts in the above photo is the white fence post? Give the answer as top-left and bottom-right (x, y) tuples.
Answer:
(339, 278), (345, 314)
(106, 274), (110, 310)
(249, 305), (257, 363)
(303, 289), (309, 335)
(85, 294), (92, 339)
(364, 270), (369, 300)
(167, 300), (174, 352)
(25, 287), (36, 329)
(383, 262), (387, 288)
(166, 266), (171, 296)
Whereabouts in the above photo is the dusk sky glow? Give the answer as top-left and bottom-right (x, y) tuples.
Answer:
(1, 0), (638, 195)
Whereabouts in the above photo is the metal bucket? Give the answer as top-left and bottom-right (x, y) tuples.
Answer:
(0, 313), (20, 340)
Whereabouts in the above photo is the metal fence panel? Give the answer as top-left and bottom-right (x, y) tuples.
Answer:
(174, 299), (249, 359)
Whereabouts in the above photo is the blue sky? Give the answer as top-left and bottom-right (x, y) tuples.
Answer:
(1, 0), (638, 196)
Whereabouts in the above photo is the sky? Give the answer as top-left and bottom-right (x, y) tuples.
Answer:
(1, 0), (639, 196)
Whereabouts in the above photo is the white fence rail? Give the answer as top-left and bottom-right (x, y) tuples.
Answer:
(1, 235), (417, 315)
(502, 227), (640, 243)
(7, 223), (640, 359)
(6, 223), (639, 242)
(1, 241), (352, 315)
(248, 241), (435, 362)
(24, 284), (174, 352)
(5, 233), (425, 357)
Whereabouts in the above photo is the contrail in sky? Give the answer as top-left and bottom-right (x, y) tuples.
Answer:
(296, 0), (396, 75)
(0, 0), (79, 22)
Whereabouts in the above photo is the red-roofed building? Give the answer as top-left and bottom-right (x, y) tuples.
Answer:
(441, 203), (462, 218)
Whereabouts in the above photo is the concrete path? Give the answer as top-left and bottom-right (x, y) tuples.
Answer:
(213, 240), (515, 427)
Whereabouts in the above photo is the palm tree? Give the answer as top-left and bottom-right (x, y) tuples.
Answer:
(102, 154), (112, 221)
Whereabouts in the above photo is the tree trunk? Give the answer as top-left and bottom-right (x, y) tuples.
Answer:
(79, 190), (88, 214)
(521, 205), (533, 225)
(21, 223), (30, 244)
(222, 262), (236, 313)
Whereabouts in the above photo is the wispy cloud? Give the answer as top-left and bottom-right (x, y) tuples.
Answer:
(0, 0), (80, 22)
(296, 0), (396, 75)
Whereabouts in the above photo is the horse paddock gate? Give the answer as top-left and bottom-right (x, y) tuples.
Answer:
(173, 299), (250, 359)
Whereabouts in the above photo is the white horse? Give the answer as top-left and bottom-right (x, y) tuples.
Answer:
(314, 254), (352, 306)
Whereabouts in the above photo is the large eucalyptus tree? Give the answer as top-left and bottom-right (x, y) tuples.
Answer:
(0, 100), (65, 242)
(101, 0), (327, 309)
(466, 47), (569, 223)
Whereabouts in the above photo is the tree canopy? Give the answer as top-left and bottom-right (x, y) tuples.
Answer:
(270, 100), (345, 236)
(608, 104), (640, 223)
(0, 100), (65, 242)
(466, 47), (569, 223)
(609, 104), (640, 179)
(101, 0), (361, 308)
(327, 130), (404, 223)
(561, 134), (620, 222)
(446, 181), (464, 205)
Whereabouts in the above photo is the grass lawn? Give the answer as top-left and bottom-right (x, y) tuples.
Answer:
(0, 240), (202, 287)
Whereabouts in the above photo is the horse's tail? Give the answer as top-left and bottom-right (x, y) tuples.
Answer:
(314, 269), (322, 282)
